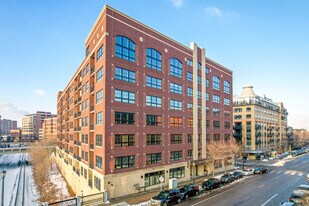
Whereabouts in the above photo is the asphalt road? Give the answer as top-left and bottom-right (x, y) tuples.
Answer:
(179, 153), (309, 206)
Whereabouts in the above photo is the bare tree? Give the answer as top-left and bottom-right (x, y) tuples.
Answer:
(207, 141), (225, 176)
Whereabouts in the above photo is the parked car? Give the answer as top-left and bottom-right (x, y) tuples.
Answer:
(289, 190), (305, 204)
(242, 168), (254, 176)
(178, 184), (200, 199)
(294, 184), (309, 194)
(232, 171), (243, 179)
(221, 174), (234, 184)
(150, 189), (182, 206)
(280, 201), (296, 206)
(254, 167), (269, 174)
(202, 178), (221, 190)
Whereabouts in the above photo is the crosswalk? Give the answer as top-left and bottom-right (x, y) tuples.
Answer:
(277, 170), (304, 176)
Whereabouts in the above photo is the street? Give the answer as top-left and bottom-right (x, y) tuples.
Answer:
(179, 153), (309, 206)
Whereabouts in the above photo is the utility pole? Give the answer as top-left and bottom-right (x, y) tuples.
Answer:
(0, 169), (6, 206)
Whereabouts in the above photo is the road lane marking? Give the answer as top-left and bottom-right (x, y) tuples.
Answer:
(277, 171), (282, 174)
(291, 172), (296, 175)
(284, 171), (289, 174)
(258, 184), (265, 188)
(191, 176), (262, 206)
(269, 170), (275, 173)
(260, 194), (278, 206)
(298, 173), (303, 176)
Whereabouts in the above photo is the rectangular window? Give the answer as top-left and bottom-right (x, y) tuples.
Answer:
(170, 100), (182, 110)
(146, 153), (162, 165)
(96, 112), (103, 125)
(115, 67), (135, 83)
(146, 115), (162, 126)
(115, 89), (135, 104)
(187, 87), (193, 97)
(96, 135), (102, 147)
(170, 134), (182, 144)
(187, 59), (193, 66)
(213, 121), (220, 129)
(187, 103), (193, 111)
(115, 156), (135, 169)
(224, 122), (231, 129)
(145, 171), (164, 187)
(85, 152), (88, 161)
(170, 83), (182, 94)
(170, 151), (182, 161)
(115, 134), (135, 147)
(146, 134), (162, 145)
(115, 112), (135, 124)
(96, 68), (103, 82)
(224, 98), (230, 106)
(198, 90), (201, 99)
(146, 76), (162, 89)
(214, 134), (220, 141)
(96, 156), (102, 169)
(169, 167), (185, 179)
(188, 150), (193, 158)
(96, 90), (103, 104)
(213, 108), (220, 116)
(187, 72), (193, 81)
(187, 134), (192, 143)
(206, 93), (209, 101)
(206, 79), (209, 87)
(94, 176), (101, 191)
(169, 117), (183, 127)
(198, 75), (201, 84)
(213, 95), (220, 103)
(97, 45), (104, 61)
(187, 118), (193, 127)
(85, 46), (90, 57)
(146, 95), (162, 107)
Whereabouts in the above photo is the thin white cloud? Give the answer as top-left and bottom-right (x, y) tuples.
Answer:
(33, 89), (46, 96)
(170, 0), (183, 8)
(0, 101), (29, 126)
(204, 7), (223, 18)
(204, 6), (239, 20)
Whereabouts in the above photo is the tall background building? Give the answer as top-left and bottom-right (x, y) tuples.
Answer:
(22, 111), (56, 140)
(0, 116), (17, 135)
(56, 5), (233, 198)
(233, 85), (288, 159)
(41, 117), (57, 140)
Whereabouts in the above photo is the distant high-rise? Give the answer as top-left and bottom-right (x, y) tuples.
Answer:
(22, 111), (56, 139)
(0, 117), (17, 135)
(41, 117), (57, 140)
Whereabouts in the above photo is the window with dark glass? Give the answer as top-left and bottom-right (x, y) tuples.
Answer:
(96, 156), (102, 169)
(187, 134), (192, 143)
(96, 135), (102, 147)
(170, 83), (182, 94)
(146, 76), (162, 89)
(146, 153), (162, 165)
(145, 171), (164, 187)
(198, 62), (201, 70)
(213, 76), (220, 90)
(115, 112), (135, 124)
(146, 48), (162, 71)
(188, 150), (193, 158)
(146, 115), (162, 126)
(115, 67), (135, 83)
(170, 134), (182, 144)
(96, 90), (103, 104)
(115, 155), (135, 169)
(146, 134), (162, 145)
(224, 122), (230, 129)
(94, 176), (101, 191)
(169, 117), (183, 127)
(96, 68), (103, 82)
(169, 167), (185, 178)
(97, 45), (104, 61)
(170, 151), (182, 161)
(115, 89), (135, 104)
(115, 134), (135, 146)
(170, 58), (182, 78)
(213, 108), (220, 116)
(214, 134), (220, 141)
(115, 36), (135, 62)
(213, 121), (220, 129)
(96, 112), (103, 125)
(198, 75), (201, 84)
(85, 46), (90, 57)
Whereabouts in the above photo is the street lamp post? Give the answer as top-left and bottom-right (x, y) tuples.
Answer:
(0, 169), (6, 206)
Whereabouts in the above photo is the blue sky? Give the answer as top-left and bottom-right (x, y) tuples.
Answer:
(0, 0), (308, 128)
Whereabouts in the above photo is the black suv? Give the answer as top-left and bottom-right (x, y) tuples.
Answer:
(178, 184), (200, 199)
(202, 178), (221, 190)
(221, 174), (235, 184)
(151, 189), (182, 206)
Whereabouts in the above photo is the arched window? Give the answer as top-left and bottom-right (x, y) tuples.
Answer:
(170, 58), (182, 78)
(213, 76), (220, 90)
(146, 48), (162, 71)
(224, 80), (230, 94)
(115, 35), (135, 62)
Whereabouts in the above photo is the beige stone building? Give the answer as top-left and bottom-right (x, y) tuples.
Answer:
(42, 117), (57, 140)
(233, 85), (288, 159)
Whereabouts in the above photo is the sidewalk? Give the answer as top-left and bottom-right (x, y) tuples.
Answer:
(108, 170), (234, 206)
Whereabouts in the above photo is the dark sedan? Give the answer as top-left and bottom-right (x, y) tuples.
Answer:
(232, 171), (243, 179)
(178, 184), (200, 199)
(202, 178), (221, 190)
(220, 174), (235, 184)
(254, 167), (269, 174)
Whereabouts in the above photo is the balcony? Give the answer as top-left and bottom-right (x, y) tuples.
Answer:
(90, 105), (94, 113)
(88, 179), (93, 188)
(77, 156), (81, 161)
(255, 125), (261, 130)
(90, 162), (94, 169)
(90, 124), (94, 131)
(78, 97), (81, 103)
(78, 82), (82, 88)
(233, 133), (242, 138)
(78, 141), (81, 146)
(78, 111), (81, 117)
(74, 141), (77, 145)
(90, 67), (95, 76)
(90, 86), (94, 94)
(90, 144), (94, 150)
(233, 125), (242, 130)
(78, 127), (81, 132)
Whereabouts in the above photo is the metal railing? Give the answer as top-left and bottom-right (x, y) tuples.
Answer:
(48, 197), (77, 206)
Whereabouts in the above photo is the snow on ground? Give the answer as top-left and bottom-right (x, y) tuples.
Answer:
(49, 156), (71, 201)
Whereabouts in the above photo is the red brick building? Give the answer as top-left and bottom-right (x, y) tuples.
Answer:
(56, 5), (233, 198)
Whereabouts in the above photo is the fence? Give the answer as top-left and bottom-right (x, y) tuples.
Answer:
(43, 192), (106, 206)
